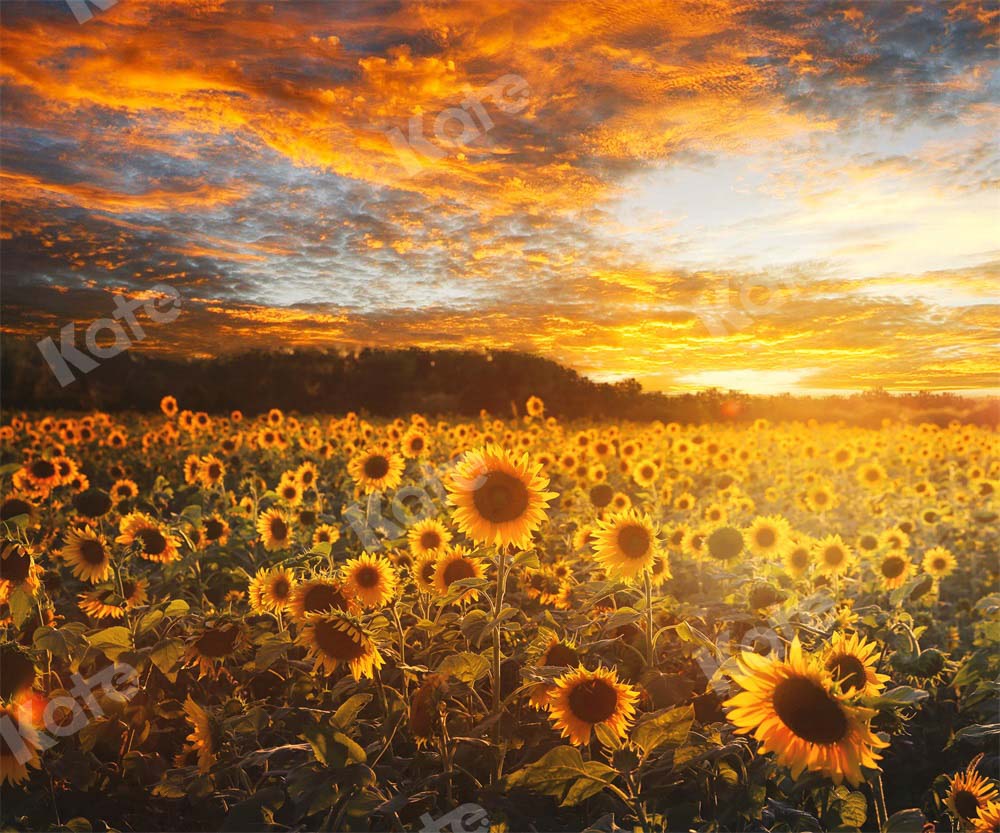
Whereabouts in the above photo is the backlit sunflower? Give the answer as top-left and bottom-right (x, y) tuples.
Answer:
(116, 513), (181, 563)
(973, 801), (1000, 833)
(725, 637), (887, 786)
(0, 540), (43, 604)
(77, 578), (148, 619)
(746, 515), (792, 558)
(413, 553), (439, 592)
(312, 524), (341, 548)
(198, 455), (226, 488)
(529, 637), (580, 708)
(401, 428), (430, 459)
(525, 395), (545, 417)
(923, 546), (957, 579)
(60, 527), (113, 583)
(0, 702), (41, 786)
(257, 508), (294, 551)
(592, 509), (660, 580)
(407, 518), (452, 557)
(814, 535), (855, 577)
(447, 445), (556, 550)
(342, 554), (397, 608)
(822, 632), (890, 697)
(631, 458), (660, 488)
(876, 552), (912, 590)
(348, 450), (405, 494)
(433, 547), (486, 603)
(547, 665), (639, 746)
(202, 514), (231, 547)
(706, 525), (745, 563)
(946, 755), (999, 823)
(298, 610), (384, 680)
(185, 620), (247, 678)
(857, 461), (888, 490)
(0, 642), (37, 701)
(784, 539), (813, 577)
(289, 576), (355, 621)
(248, 567), (296, 615)
(182, 696), (218, 774)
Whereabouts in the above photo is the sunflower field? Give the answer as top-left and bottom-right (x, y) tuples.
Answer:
(1, 398), (998, 833)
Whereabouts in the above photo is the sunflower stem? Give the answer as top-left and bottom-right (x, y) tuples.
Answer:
(491, 544), (508, 780)
(643, 570), (655, 668)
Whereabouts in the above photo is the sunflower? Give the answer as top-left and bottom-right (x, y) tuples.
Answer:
(295, 461), (320, 490)
(946, 755), (999, 823)
(298, 610), (384, 681)
(547, 665), (639, 746)
(198, 455), (226, 489)
(348, 450), (405, 494)
(447, 445), (556, 550)
(73, 488), (112, 519)
(413, 553), (439, 593)
(116, 513), (181, 563)
(256, 508), (294, 552)
(856, 531), (881, 557)
(289, 576), (355, 621)
(410, 674), (450, 747)
(876, 552), (912, 590)
(202, 514), (231, 547)
(746, 515), (792, 558)
(312, 524), (341, 548)
(923, 546), (957, 579)
(0, 540), (43, 604)
(814, 535), (855, 577)
(649, 551), (672, 587)
(592, 509), (660, 580)
(529, 637), (580, 708)
(822, 632), (890, 697)
(973, 801), (1000, 833)
(22, 457), (61, 492)
(433, 547), (486, 603)
(525, 395), (545, 417)
(342, 554), (397, 609)
(857, 461), (888, 490)
(186, 621), (247, 678)
(407, 518), (452, 558)
(725, 637), (888, 786)
(77, 578), (148, 619)
(182, 697), (217, 774)
(0, 494), (38, 527)
(784, 539), (813, 577)
(60, 527), (113, 584)
(401, 428), (430, 459)
(0, 702), (41, 786)
(631, 459), (660, 488)
(248, 567), (296, 615)
(706, 525), (745, 563)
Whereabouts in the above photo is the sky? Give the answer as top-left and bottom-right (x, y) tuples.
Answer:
(1, 0), (998, 395)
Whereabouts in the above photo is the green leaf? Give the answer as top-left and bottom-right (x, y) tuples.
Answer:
(459, 608), (491, 646)
(149, 638), (185, 676)
(868, 686), (928, 708)
(90, 626), (132, 660)
(630, 704), (694, 754)
(882, 808), (926, 832)
(9, 586), (34, 628)
(838, 790), (868, 829)
(331, 694), (372, 732)
(137, 609), (164, 636)
(949, 723), (1000, 747)
(163, 599), (190, 618)
(503, 745), (617, 807)
(594, 723), (623, 750)
(332, 731), (366, 764)
(513, 550), (540, 569)
(438, 651), (490, 684)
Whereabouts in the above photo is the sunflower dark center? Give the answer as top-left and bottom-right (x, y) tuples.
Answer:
(354, 565), (380, 589)
(411, 437), (424, 450)
(813, 492), (829, 505)
(137, 527), (167, 556)
(589, 484), (614, 508)
(568, 678), (619, 724)
(314, 621), (365, 661)
(860, 535), (878, 550)
(196, 626), (239, 657)
(772, 676), (848, 744)
(1, 499), (31, 521)
(953, 790), (981, 820)
(442, 558), (475, 586)
(617, 524), (651, 559)
(269, 517), (288, 540)
(1, 546), (31, 582)
(790, 548), (809, 569)
(756, 528), (776, 548)
(881, 555), (906, 579)
(80, 538), (107, 565)
(205, 520), (224, 540)
(824, 547), (844, 566)
(420, 531), (442, 549)
(208, 464), (221, 479)
(472, 471), (530, 524)
(420, 561), (437, 583)
(30, 460), (56, 479)
(932, 558), (947, 570)
(270, 578), (290, 599)
(708, 527), (743, 560)
(543, 643), (578, 667)
(827, 655), (867, 693)
(0, 647), (35, 700)
(866, 469), (879, 481)
(303, 584), (348, 613)
(282, 486), (297, 499)
(363, 455), (390, 479)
